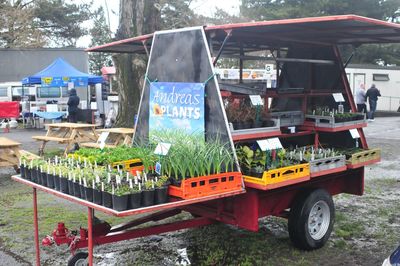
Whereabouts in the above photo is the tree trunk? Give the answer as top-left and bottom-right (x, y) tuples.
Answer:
(113, 0), (160, 127)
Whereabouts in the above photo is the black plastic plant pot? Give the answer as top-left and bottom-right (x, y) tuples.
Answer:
(129, 191), (142, 209)
(47, 174), (55, 189)
(79, 185), (86, 199)
(93, 189), (102, 205)
(154, 187), (168, 205)
(67, 180), (74, 195)
(54, 175), (61, 191)
(141, 189), (155, 207)
(73, 182), (81, 198)
(102, 191), (113, 208)
(85, 187), (94, 202)
(25, 168), (31, 181)
(36, 171), (42, 185)
(112, 194), (129, 211)
(60, 177), (68, 194)
(36, 170), (41, 184)
(20, 165), (26, 178)
(41, 172), (48, 187)
(30, 169), (38, 183)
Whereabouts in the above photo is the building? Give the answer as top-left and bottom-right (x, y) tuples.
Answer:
(0, 48), (88, 83)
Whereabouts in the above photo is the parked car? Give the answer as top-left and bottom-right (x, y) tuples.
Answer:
(383, 245), (400, 266)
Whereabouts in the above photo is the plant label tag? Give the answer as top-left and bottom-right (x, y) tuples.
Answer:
(332, 93), (345, 103)
(257, 139), (273, 151)
(155, 162), (161, 174)
(154, 142), (172, 156)
(268, 138), (283, 149)
(349, 129), (360, 139)
(249, 95), (263, 106)
(98, 132), (109, 145)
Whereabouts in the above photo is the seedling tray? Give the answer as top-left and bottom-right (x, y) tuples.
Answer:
(346, 148), (381, 169)
(305, 114), (366, 130)
(244, 163), (310, 190)
(168, 172), (243, 199)
(230, 119), (281, 141)
(309, 155), (346, 178)
(270, 111), (304, 127)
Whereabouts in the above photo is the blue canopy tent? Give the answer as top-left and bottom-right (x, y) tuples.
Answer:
(21, 58), (103, 123)
(22, 57), (103, 86)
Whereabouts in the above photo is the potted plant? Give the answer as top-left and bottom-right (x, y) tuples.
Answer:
(19, 157), (27, 179)
(59, 166), (69, 194)
(46, 164), (55, 189)
(129, 182), (142, 209)
(141, 179), (155, 207)
(53, 165), (61, 191)
(154, 175), (169, 204)
(112, 184), (130, 211)
(102, 182), (113, 208)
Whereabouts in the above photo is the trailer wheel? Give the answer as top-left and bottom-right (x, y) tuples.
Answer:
(67, 252), (88, 266)
(288, 189), (334, 250)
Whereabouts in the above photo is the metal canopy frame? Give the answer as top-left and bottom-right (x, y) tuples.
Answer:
(86, 15), (400, 54)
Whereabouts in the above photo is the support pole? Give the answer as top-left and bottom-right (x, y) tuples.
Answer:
(88, 207), (93, 266)
(33, 188), (40, 266)
(213, 30), (232, 66)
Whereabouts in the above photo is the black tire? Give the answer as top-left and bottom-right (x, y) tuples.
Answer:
(288, 189), (334, 250)
(67, 252), (88, 266)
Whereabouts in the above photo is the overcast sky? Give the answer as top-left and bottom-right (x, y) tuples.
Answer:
(76, 0), (241, 47)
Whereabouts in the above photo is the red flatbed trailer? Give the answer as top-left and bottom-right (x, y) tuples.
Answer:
(16, 15), (400, 265)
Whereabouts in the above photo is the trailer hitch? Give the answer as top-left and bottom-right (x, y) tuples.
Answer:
(42, 220), (111, 253)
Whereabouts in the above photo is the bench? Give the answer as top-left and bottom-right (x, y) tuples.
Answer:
(32, 136), (72, 143)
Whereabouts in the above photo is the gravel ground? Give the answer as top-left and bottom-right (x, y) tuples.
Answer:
(0, 118), (399, 265)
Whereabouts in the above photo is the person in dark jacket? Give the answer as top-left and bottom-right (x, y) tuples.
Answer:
(67, 88), (80, 123)
(365, 84), (381, 121)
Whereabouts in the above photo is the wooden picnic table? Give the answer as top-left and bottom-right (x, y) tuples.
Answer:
(0, 137), (39, 171)
(32, 123), (98, 155)
(80, 128), (135, 149)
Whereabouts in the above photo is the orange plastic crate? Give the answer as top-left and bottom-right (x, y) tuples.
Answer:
(168, 172), (243, 199)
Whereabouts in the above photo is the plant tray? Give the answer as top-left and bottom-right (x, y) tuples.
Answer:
(310, 155), (346, 178)
(346, 148), (381, 169)
(305, 114), (366, 130)
(230, 119), (281, 141)
(244, 163), (310, 190)
(270, 111), (304, 127)
(168, 172), (243, 199)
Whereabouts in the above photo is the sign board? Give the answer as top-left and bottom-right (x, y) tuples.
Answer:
(332, 93), (345, 102)
(154, 142), (172, 156)
(97, 132), (109, 144)
(41, 76), (88, 87)
(107, 95), (119, 102)
(349, 129), (360, 139)
(257, 137), (283, 151)
(149, 82), (205, 138)
(249, 95), (264, 106)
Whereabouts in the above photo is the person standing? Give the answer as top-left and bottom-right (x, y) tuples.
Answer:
(67, 88), (80, 123)
(355, 83), (366, 113)
(365, 84), (381, 121)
